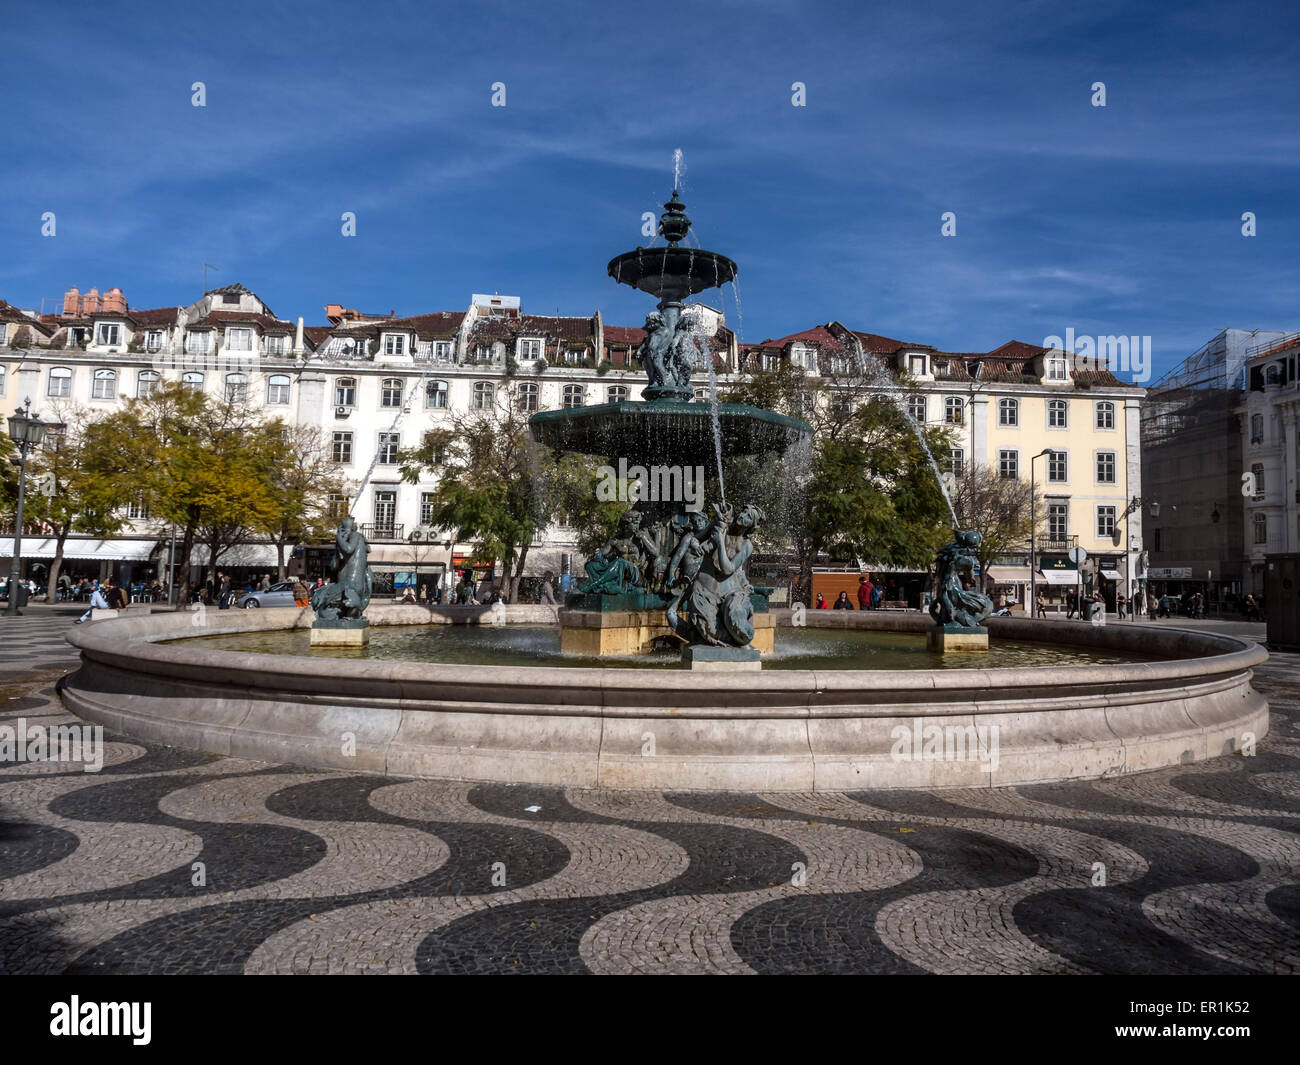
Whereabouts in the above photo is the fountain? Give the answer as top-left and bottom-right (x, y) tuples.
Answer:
(56, 171), (1269, 791)
(530, 187), (811, 668)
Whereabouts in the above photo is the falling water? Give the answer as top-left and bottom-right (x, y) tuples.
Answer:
(672, 148), (685, 190)
(858, 354), (958, 525)
(727, 278), (745, 348)
(680, 309), (726, 503)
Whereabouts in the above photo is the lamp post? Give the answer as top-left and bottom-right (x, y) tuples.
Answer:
(5, 399), (48, 616)
(1029, 448), (1054, 618)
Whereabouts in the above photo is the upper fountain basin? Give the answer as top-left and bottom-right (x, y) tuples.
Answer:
(530, 399), (809, 468)
(607, 247), (738, 302)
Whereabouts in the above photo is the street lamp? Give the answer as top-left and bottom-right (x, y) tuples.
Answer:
(5, 398), (48, 616)
(1029, 448), (1055, 617)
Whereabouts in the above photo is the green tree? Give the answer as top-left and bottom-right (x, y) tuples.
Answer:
(254, 424), (342, 580)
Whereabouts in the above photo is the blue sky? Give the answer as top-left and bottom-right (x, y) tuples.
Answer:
(2, 0), (1297, 382)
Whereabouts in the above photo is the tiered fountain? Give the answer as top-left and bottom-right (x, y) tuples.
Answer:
(530, 189), (810, 668)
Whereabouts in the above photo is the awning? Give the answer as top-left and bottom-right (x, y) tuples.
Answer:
(987, 566), (1031, 583)
(367, 544), (449, 565)
(1039, 570), (1079, 586)
(190, 544), (279, 567)
(0, 537), (157, 561)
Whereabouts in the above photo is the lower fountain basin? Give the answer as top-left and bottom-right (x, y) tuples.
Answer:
(60, 606), (1268, 792)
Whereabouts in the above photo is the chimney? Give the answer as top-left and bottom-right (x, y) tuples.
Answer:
(103, 287), (127, 314)
(295, 316), (304, 354)
(63, 288), (81, 316)
(84, 288), (101, 314)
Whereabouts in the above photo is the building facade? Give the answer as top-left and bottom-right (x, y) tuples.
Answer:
(2, 285), (1145, 603)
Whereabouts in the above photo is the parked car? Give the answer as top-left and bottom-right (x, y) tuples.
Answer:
(237, 581), (298, 609)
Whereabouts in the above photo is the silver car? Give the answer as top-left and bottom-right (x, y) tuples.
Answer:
(237, 581), (298, 609)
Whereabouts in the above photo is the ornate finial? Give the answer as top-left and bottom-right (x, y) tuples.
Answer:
(659, 190), (691, 246)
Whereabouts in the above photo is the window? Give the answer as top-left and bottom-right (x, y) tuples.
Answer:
(91, 368), (117, 400)
(0, 366), (5, 396)
(515, 382), (539, 412)
(224, 373), (248, 403)
(125, 498), (150, 520)
(1251, 414), (1264, 444)
(327, 493), (349, 521)
(907, 354), (927, 376)
(1047, 502), (1069, 541)
(518, 338), (542, 359)
(949, 448), (964, 477)
(761, 352), (781, 371)
(1095, 401), (1115, 430)
(137, 370), (160, 398)
(226, 327), (252, 352)
(382, 333), (407, 357)
(1152, 528), (1161, 552)
(425, 380), (448, 409)
(1047, 399), (1068, 428)
(380, 378), (403, 408)
(335, 378), (356, 407)
(1097, 506), (1117, 539)
(95, 323), (121, 346)
(420, 492), (436, 526)
(42, 423), (67, 451)
(1046, 356), (1068, 381)
(1252, 462), (1265, 497)
(222, 293), (240, 305)
(48, 367), (72, 397)
(433, 341), (453, 362)
(472, 343), (494, 362)
(1048, 450), (1067, 482)
(186, 331), (210, 354)
(1096, 451), (1116, 484)
(907, 395), (926, 422)
(944, 396), (963, 424)
(145, 330), (164, 352)
(1254, 513), (1268, 544)
(182, 371), (204, 392)
(331, 431), (353, 464)
(999, 398), (1019, 426)
(607, 385), (628, 403)
(377, 433), (400, 464)
(267, 374), (291, 405)
(473, 381), (494, 410)
(373, 490), (397, 532)
(998, 449), (1019, 479)
(265, 335), (287, 356)
(562, 384), (585, 409)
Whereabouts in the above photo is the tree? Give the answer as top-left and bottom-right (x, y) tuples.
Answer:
(399, 385), (588, 601)
(949, 463), (1040, 581)
(723, 355), (956, 602)
(85, 382), (284, 603)
(21, 405), (129, 600)
(254, 424), (343, 579)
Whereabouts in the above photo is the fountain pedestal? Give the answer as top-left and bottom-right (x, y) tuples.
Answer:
(560, 607), (774, 656)
(927, 624), (988, 653)
(682, 644), (762, 671)
(311, 618), (370, 647)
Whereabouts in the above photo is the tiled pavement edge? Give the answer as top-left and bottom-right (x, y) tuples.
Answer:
(0, 611), (1296, 974)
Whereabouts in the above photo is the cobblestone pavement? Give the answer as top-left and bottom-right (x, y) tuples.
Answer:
(0, 613), (1297, 974)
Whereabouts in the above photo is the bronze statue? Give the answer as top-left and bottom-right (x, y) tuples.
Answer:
(311, 517), (372, 620)
(582, 509), (648, 595)
(667, 502), (764, 646)
(929, 529), (992, 628)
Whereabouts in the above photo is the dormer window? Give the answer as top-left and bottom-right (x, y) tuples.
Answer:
(145, 330), (164, 352)
(906, 352), (929, 377)
(1046, 355), (1068, 381)
(96, 323), (121, 347)
(222, 293), (239, 305)
(383, 333), (407, 356)
(433, 341), (453, 361)
(518, 338), (543, 359)
(761, 352), (780, 371)
(226, 327), (252, 352)
(265, 335), (287, 356)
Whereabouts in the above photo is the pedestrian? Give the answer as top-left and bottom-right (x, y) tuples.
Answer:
(871, 583), (882, 609)
(217, 572), (233, 610)
(260, 573), (272, 592)
(539, 571), (557, 605)
(1116, 591), (1127, 619)
(106, 579), (129, 611)
(292, 577), (310, 608)
(815, 593), (828, 610)
(74, 582), (110, 623)
(1035, 592), (1047, 619)
(1065, 589), (1076, 619)
(833, 591), (854, 610)
(400, 585), (417, 604)
(856, 575), (871, 610)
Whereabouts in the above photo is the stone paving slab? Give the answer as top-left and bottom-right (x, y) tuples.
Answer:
(0, 611), (1295, 974)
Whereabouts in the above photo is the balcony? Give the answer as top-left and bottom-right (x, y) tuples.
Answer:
(360, 522), (404, 543)
(1035, 535), (1079, 553)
